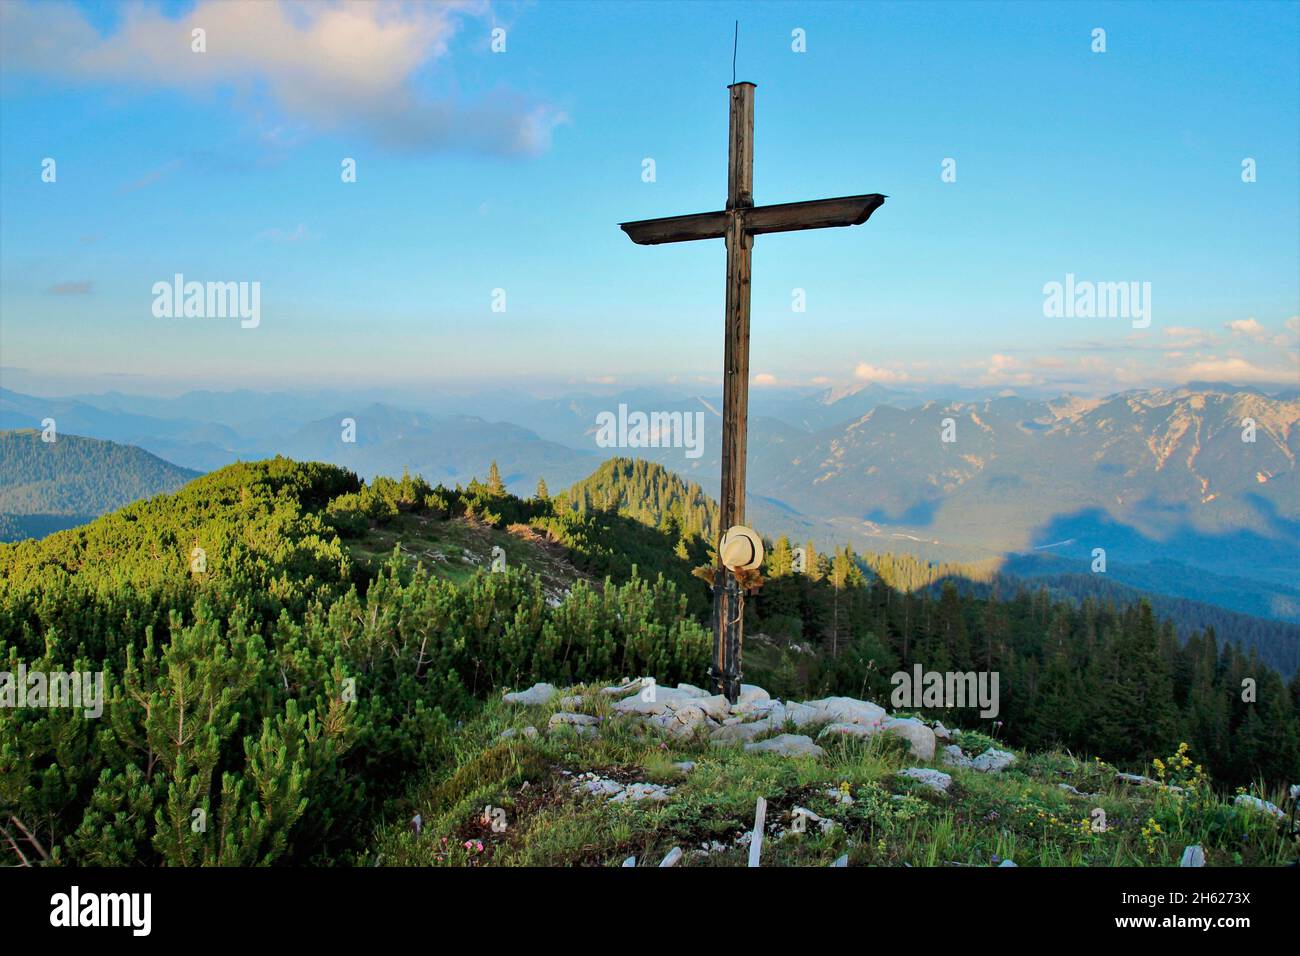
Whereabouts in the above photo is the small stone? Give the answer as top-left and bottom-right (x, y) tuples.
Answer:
(578, 777), (625, 798)
(600, 678), (645, 697)
(663, 704), (709, 739)
(498, 725), (539, 741)
(817, 721), (877, 740)
(549, 711), (599, 730)
(997, 859), (1018, 867)
(673, 761), (696, 773)
(1180, 845), (1206, 867)
(659, 846), (683, 867)
(744, 733), (824, 758)
(897, 768), (953, 794)
(610, 782), (673, 803)
(502, 682), (557, 706)
(711, 719), (774, 745)
(970, 747), (1016, 773)
(1234, 794), (1286, 820)
(558, 695), (584, 710)
(831, 854), (849, 867)
(622, 856), (637, 867)
(1116, 771), (1160, 787)
(942, 744), (973, 769)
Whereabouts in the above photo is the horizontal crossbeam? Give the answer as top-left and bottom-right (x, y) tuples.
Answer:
(619, 193), (885, 246)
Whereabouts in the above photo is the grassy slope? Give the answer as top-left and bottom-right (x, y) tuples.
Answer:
(347, 511), (591, 598)
(372, 685), (1297, 867)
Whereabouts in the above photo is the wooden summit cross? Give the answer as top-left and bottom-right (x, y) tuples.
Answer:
(620, 82), (885, 703)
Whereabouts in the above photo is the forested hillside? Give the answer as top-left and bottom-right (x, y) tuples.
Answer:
(2, 456), (1296, 868)
(0, 459), (708, 865)
(0, 429), (201, 541)
(553, 457), (718, 540)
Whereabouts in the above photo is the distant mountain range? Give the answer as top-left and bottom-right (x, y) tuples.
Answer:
(0, 430), (200, 541)
(2, 382), (1295, 622)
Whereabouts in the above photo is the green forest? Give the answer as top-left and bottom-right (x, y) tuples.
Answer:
(1, 456), (1296, 866)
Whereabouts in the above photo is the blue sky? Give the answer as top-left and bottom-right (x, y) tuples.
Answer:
(1, 0), (1297, 396)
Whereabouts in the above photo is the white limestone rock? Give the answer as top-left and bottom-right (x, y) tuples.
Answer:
(498, 725), (539, 741)
(1116, 771), (1160, 787)
(797, 696), (886, 727)
(1234, 794), (1286, 820)
(710, 719), (775, 746)
(1180, 845), (1206, 867)
(611, 685), (698, 716)
(897, 768), (953, 794)
(817, 721), (878, 741)
(881, 717), (937, 761)
(502, 682), (558, 706)
(942, 744), (973, 769)
(610, 782), (674, 803)
(970, 747), (1016, 773)
(744, 733), (825, 758)
(549, 711), (599, 729)
(601, 677), (649, 698)
(693, 694), (732, 721)
(662, 704), (709, 739)
(784, 702), (822, 728)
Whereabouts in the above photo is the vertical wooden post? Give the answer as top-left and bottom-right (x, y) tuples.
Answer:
(712, 82), (755, 703)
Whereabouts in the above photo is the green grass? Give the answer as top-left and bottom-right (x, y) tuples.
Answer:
(369, 686), (1300, 867)
(349, 512), (589, 594)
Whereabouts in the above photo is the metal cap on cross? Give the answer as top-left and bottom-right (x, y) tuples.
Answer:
(619, 83), (886, 703)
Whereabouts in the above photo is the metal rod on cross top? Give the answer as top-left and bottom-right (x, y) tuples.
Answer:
(619, 82), (886, 703)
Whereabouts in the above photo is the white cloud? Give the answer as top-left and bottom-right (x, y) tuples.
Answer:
(976, 353), (1041, 387)
(1163, 326), (1216, 349)
(1223, 318), (1269, 342)
(753, 372), (778, 387)
(1180, 355), (1296, 383)
(0, 0), (565, 156)
(853, 362), (908, 384)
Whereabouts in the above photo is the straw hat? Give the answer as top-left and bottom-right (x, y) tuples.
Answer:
(719, 525), (764, 571)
